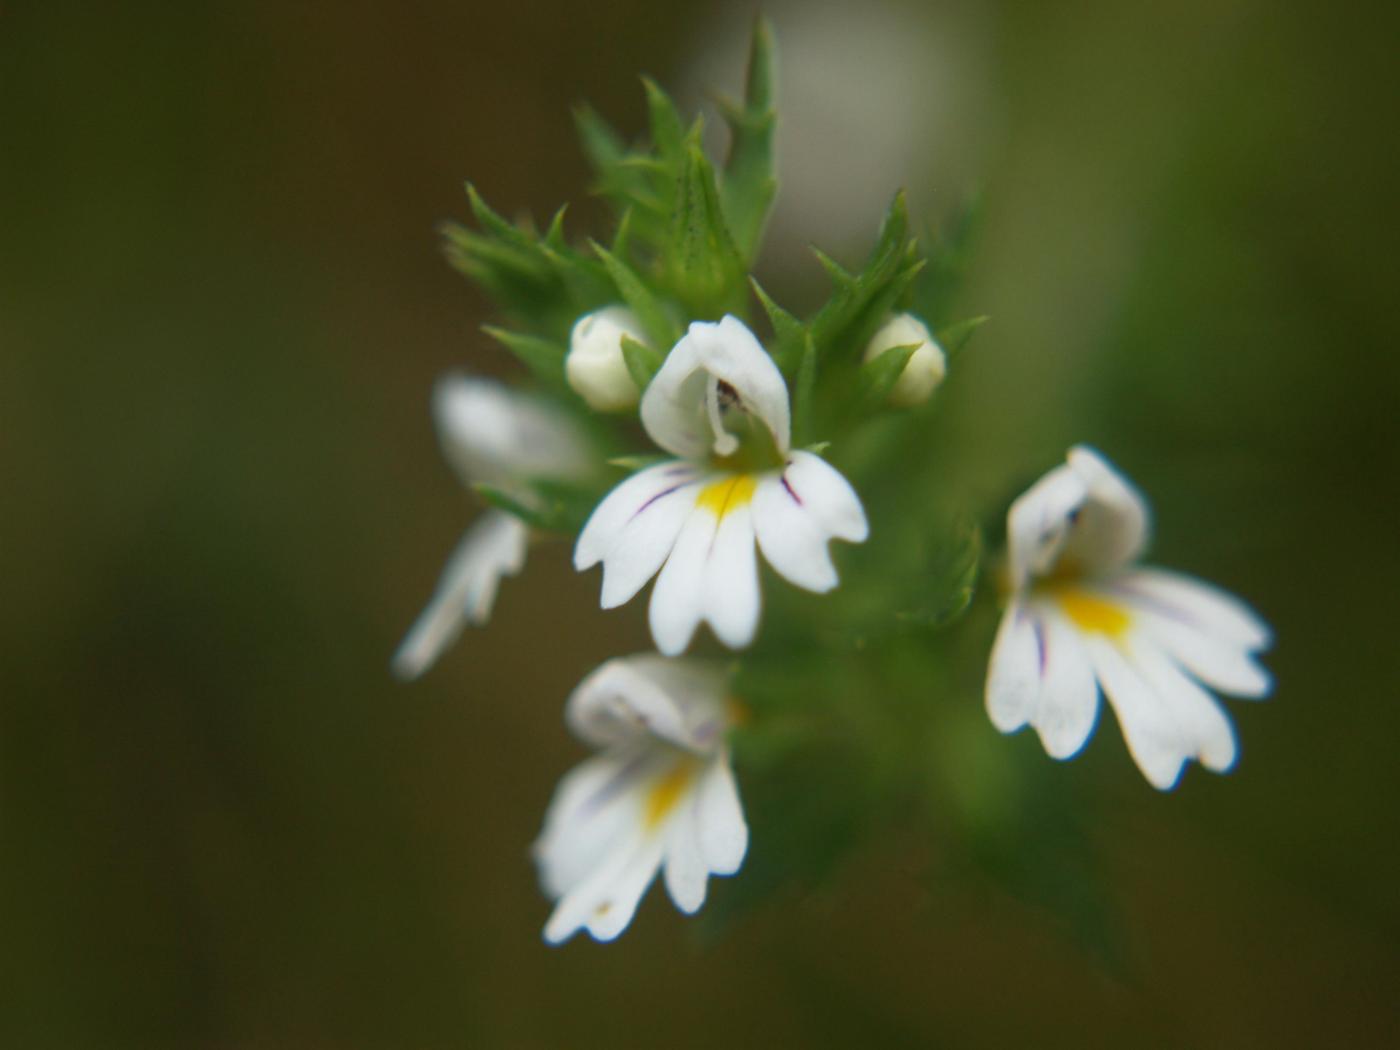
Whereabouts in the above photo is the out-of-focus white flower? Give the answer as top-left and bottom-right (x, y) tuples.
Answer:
(565, 305), (648, 412)
(393, 376), (591, 680)
(862, 312), (946, 407)
(534, 654), (748, 945)
(574, 315), (868, 656)
(986, 445), (1273, 790)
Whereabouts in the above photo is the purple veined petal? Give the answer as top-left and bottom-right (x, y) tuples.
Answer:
(1110, 567), (1272, 650)
(781, 451), (868, 542)
(751, 472), (839, 592)
(574, 460), (700, 571)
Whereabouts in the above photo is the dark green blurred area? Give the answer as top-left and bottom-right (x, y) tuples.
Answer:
(2, 1), (1397, 1046)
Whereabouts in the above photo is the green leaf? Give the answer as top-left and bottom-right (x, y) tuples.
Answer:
(719, 17), (777, 262)
(620, 333), (664, 391)
(481, 326), (568, 387)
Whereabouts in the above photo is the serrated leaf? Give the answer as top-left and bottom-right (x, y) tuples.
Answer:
(620, 333), (664, 391)
(719, 17), (777, 262)
(669, 140), (747, 316)
(590, 240), (678, 349)
(642, 77), (686, 164)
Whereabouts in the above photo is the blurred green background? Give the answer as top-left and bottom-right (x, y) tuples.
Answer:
(3, 0), (1397, 1046)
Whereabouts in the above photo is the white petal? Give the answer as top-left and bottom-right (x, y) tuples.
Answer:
(434, 374), (589, 487)
(648, 505), (717, 656)
(662, 800), (709, 914)
(751, 474), (839, 592)
(1006, 446), (1149, 588)
(390, 511), (528, 680)
(542, 828), (657, 946)
(1112, 567), (1272, 650)
(695, 751), (747, 876)
(641, 315), (791, 459)
(781, 451), (868, 542)
(582, 836), (667, 942)
(565, 656), (729, 753)
(1084, 635), (1188, 790)
(1032, 608), (1101, 760)
(574, 461), (698, 570)
(701, 502), (761, 649)
(598, 482), (701, 609)
(1006, 463), (1088, 588)
(1128, 639), (1238, 773)
(1128, 604), (1273, 698)
(985, 600), (1043, 734)
(533, 747), (649, 900)
(1062, 445), (1151, 573)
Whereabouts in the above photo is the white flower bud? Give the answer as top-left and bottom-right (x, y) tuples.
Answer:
(862, 313), (946, 407)
(566, 306), (647, 412)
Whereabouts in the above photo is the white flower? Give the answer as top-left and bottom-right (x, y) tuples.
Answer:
(393, 375), (591, 680)
(862, 312), (946, 407)
(565, 305), (648, 412)
(986, 445), (1273, 790)
(534, 654), (748, 945)
(574, 315), (869, 656)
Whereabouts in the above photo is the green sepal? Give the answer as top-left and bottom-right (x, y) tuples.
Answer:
(791, 334), (817, 447)
(607, 453), (671, 471)
(473, 479), (600, 535)
(935, 315), (989, 361)
(855, 341), (920, 411)
(620, 333), (664, 391)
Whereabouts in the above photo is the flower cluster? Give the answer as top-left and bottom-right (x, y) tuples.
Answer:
(394, 23), (1273, 943)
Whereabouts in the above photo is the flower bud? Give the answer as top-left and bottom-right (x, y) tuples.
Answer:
(862, 313), (946, 407)
(566, 306), (647, 412)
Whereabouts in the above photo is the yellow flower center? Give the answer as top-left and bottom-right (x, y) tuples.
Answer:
(1051, 585), (1132, 638)
(644, 758), (698, 829)
(695, 474), (758, 521)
